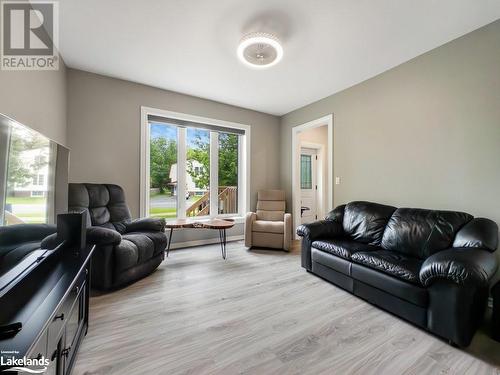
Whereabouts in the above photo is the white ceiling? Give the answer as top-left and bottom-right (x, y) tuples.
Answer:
(58, 0), (500, 116)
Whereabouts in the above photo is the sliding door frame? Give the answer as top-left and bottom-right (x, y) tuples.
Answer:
(140, 106), (251, 219)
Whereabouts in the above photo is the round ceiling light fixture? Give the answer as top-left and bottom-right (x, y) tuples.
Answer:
(237, 32), (283, 69)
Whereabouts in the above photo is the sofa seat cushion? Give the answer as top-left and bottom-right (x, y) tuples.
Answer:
(134, 231), (168, 255)
(312, 247), (352, 275)
(312, 239), (379, 260)
(253, 220), (284, 234)
(115, 232), (166, 271)
(351, 263), (428, 307)
(351, 250), (423, 285)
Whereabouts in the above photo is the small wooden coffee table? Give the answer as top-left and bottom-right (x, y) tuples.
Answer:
(165, 218), (235, 259)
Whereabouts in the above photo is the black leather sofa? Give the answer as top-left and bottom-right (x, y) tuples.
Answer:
(297, 201), (499, 347)
(60, 183), (167, 290)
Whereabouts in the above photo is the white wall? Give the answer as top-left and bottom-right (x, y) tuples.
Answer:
(281, 20), (500, 229)
(0, 60), (67, 145)
(67, 69), (281, 244)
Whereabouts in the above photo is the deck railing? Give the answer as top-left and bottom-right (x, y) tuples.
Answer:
(185, 186), (237, 217)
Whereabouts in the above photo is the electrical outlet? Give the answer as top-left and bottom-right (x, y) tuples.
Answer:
(335, 176), (341, 185)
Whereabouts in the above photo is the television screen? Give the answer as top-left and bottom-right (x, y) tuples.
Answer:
(0, 114), (69, 226)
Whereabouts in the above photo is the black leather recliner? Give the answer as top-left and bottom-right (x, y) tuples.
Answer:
(65, 183), (167, 290)
(297, 201), (499, 347)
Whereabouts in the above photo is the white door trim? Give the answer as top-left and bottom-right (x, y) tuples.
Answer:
(291, 114), (333, 238)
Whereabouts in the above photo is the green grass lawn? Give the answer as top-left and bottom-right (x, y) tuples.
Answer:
(5, 196), (46, 223)
(149, 207), (177, 219)
(150, 191), (173, 197)
(6, 196), (46, 205)
(148, 193), (203, 219)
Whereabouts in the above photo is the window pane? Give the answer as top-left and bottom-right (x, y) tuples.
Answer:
(186, 128), (210, 217)
(300, 154), (312, 189)
(5, 126), (51, 224)
(218, 133), (239, 215)
(149, 122), (178, 219)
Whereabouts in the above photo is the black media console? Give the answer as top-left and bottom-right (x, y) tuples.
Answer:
(0, 213), (94, 375)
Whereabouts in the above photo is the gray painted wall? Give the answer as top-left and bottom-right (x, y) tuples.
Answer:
(0, 60), (67, 145)
(67, 69), (281, 242)
(281, 20), (500, 228)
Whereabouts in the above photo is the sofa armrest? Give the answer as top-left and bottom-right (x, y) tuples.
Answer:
(283, 213), (292, 251)
(123, 218), (166, 233)
(297, 220), (344, 271)
(420, 248), (498, 288)
(87, 226), (122, 246)
(296, 220), (344, 241)
(244, 212), (256, 247)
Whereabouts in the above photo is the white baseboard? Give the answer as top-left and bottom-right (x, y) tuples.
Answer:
(168, 235), (244, 250)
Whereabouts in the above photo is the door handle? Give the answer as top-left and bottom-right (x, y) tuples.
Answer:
(53, 313), (65, 321)
(300, 206), (311, 217)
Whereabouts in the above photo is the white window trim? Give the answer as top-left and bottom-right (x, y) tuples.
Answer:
(140, 106), (251, 220)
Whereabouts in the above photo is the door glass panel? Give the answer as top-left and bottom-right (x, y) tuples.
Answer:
(149, 122), (178, 219)
(186, 128), (210, 217)
(300, 154), (312, 189)
(218, 133), (239, 215)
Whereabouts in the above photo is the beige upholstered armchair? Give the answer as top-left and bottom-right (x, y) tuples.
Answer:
(245, 190), (292, 251)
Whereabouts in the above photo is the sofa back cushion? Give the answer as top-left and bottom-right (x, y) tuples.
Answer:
(381, 208), (472, 259)
(325, 204), (345, 222)
(68, 183), (131, 231)
(343, 201), (396, 246)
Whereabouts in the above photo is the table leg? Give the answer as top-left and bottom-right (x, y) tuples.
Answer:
(166, 228), (173, 257)
(219, 228), (227, 260)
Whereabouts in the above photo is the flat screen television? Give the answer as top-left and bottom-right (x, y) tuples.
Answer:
(0, 113), (69, 279)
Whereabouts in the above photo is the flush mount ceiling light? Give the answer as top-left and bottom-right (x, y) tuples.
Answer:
(237, 32), (283, 69)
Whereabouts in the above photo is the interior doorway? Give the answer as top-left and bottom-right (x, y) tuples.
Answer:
(300, 147), (318, 224)
(291, 115), (333, 237)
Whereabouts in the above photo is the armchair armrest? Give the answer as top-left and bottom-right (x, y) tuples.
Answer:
(87, 226), (122, 246)
(123, 217), (166, 233)
(244, 212), (257, 247)
(296, 220), (344, 241)
(420, 248), (498, 288)
(283, 213), (292, 251)
(41, 226), (122, 249)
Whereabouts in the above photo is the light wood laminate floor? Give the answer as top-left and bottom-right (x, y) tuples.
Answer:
(74, 241), (500, 375)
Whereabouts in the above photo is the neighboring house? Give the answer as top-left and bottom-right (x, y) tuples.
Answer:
(11, 147), (50, 198)
(169, 160), (207, 196)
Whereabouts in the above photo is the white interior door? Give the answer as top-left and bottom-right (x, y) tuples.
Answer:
(300, 148), (317, 224)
